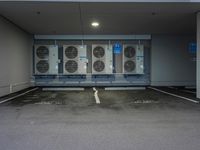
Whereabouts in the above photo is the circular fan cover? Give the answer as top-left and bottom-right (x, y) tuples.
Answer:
(93, 46), (105, 58)
(124, 60), (136, 72)
(93, 60), (105, 72)
(124, 46), (136, 58)
(65, 60), (78, 73)
(36, 46), (49, 59)
(65, 46), (78, 59)
(36, 60), (49, 73)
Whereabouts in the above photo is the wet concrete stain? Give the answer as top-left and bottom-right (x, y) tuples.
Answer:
(1, 87), (199, 112)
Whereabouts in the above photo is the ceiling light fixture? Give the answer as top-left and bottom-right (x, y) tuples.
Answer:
(91, 22), (99, 27)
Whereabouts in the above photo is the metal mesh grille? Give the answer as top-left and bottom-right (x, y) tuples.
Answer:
(65, 46), (78, 59)
(93, 60), (105, 72)
(65, 60), (78, 73)
(36, 60), (49, 73)
(124, 46), (136, 58)
(36, 46), (49, 59)
(124, 60), (136, 72)
(93, 46), (105, 58)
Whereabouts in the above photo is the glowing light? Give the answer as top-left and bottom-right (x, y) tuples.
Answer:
(91, 22), (99, 27)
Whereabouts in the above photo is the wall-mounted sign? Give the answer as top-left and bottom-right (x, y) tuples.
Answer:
(113, 43), (122, 54)
(188, 42), (196, 54)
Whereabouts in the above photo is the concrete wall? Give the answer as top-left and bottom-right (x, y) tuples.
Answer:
(151, 35), (196, 86)
(197, 13), (200, 99)
(0, 17), (33, 97)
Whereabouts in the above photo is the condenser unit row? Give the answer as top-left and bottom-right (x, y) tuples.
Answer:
(34, 44), (144, 75)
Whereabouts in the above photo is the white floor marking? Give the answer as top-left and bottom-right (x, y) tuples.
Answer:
(93, 87), (96, 92)
(0, 87), (39, 104)
(148, 87), (199, 104)
(93, 87), (100, 104)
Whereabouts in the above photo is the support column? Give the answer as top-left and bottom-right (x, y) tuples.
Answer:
(197, 13), (200, 99)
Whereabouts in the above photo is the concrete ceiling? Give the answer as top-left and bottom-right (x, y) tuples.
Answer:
(0, 2), (200, 35)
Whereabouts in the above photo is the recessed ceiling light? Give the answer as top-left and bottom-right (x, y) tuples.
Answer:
(91, 22), (99, 27)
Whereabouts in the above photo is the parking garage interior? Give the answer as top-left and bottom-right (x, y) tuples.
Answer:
(0, 1), (200, 150)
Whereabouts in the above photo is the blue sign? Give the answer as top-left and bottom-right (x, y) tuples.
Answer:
(188, 42), (197, 54)
(113, 43), (122, 54)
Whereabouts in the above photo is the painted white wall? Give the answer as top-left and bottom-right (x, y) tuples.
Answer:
(0, 17), (33, 97)
(197, 13), (200, 99)
(151, 35), (196, 86)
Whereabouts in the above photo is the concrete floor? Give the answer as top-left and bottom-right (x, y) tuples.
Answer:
(0, 88), (200, 150)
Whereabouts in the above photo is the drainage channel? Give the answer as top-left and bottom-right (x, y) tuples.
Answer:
(42, 87), (85, 91)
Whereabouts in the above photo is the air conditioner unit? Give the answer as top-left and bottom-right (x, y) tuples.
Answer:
(63, 45), (87, 74)
(92, 44), (113, 74)
(34, 45), (59, 75)
(123, 44), (144, 74)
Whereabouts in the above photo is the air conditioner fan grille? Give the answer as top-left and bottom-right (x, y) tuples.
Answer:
(65, 60), (78, 73)
(93, 60), (105, 72)
(124, 46), (136, 58)
(65, 46), (78, 59)
(93, 46), (105, 58)
(36, 46), (49, 59)
(124, 60), (136, 72)
(36, 60), (49, 73)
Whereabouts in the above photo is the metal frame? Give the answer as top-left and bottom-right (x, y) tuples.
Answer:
(34, 35), (151, 40)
